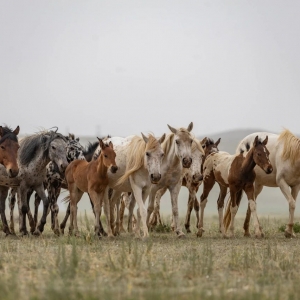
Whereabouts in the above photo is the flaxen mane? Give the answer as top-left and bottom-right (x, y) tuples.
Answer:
(19, 130), (66, 166)
(278, 129), (300, 165)
(115, 134), (160, 186)
(192, 138), (205, 154)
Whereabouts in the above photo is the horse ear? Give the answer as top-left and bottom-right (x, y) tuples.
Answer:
(253, 136), (259, 146)
(141, 132), (148, 143)
(76, 137), (80, 142)
(109, 141), (114, 149)
(0, 126), (3, 137)
(167, 124), (177, 134)
(187, 122), (193, 132)
(158, 133), (166, 144)
(98, 137), (105, 150)
(215, 138), (221, 146)
(13, 126), (20, 136)
(262, 136), (268, 145)
(200, 137), (207, 146)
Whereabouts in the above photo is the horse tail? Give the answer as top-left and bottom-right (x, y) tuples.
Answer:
(223, 190), (243, 232)
(114, 168), (138, 187)
(62, 194), (71, 203)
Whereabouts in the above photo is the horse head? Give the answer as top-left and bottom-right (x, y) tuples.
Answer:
(201, 137), (221, 158)
(252, 136), (273, 174)
(0, 126), (20, 177)
(98, 138), (118, 174)
(141, 133), (165, 184)
(189, 138), (205, 183)
(65, 134), (85, 162)
(167, 122), (193, 168)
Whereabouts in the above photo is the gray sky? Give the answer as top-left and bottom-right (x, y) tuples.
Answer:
(1, 1), (300, 138)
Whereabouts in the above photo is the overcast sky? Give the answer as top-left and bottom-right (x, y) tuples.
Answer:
(1, 1), (299, 138)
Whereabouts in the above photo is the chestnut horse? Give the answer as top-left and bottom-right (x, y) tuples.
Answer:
(225, 129), (300, 238)
(65, 139), (118, 237)
(197, 136), (273, 238)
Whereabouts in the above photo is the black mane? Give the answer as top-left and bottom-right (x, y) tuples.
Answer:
(0, 126), (18, 144)
(19, 130), (67, 166)
(84, 141), (99, 162)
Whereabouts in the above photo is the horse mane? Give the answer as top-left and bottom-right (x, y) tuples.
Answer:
(0, 126), (18, 144)
(162, 128), (193, 154)
(84, 141), (99, 162)
(115, 134), (160, 186)
(19, 130), (66, 166)
(192, 138), (205, 154)
(278, 129), (300, 164)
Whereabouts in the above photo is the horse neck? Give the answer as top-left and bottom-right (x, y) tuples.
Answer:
(96, 154), (109, 178)
(241, 148), (256, 174)
(27, 150), (50, 173)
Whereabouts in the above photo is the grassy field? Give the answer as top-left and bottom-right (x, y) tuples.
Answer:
(1, 215), (300, 300)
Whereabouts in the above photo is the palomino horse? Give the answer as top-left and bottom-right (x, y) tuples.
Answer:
(146, 123), (194, 238)
(148, 137), (206, 233)
(197, 136), (273, 238)
(224, 129), (300, 238)
(64, 139), (117, 237)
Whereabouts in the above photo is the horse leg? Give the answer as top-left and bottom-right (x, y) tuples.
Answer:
(169, 182), (184, 237)
(119, 194), (126, 233)
(243, 183), (263, 237)
(102, 187), (114, 238)
(243, 183), (263, 238)
(227, 188), (238, 238)
(34, 193), (41, 229)
(197, 173), (215, 237)
(110, 191), (121, 236)
(128, 193), (136, 233)
(194, 195), (200, 228)
(184, 188), (196, 233)
(26, 189), (36, 234)
(60, 202), (70, 235)
(69, 188), (83, 237)
(149, 187), (167, 228)
(9, 188), (17, 235)
(18, 185), (30, 236)
(0, 186), (10, 235)
(49, 185), (61, 235)
(277, 178), (297, 238)
(88, 190), (103, 238)
(217, 184), (228, 237)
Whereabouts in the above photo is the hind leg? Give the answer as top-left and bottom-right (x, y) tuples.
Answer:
(217, 184), (228, 237)
(184, 190), (196, 233)
(60, 203), (70, 235)
(9, 188), (17, 235)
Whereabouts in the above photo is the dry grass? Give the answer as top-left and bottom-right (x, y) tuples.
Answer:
(1, 215), (300, 300)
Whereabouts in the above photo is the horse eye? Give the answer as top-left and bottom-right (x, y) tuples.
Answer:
(190, 140), (193, 144)
(161, 153), (164, 157)
(0, 146), (4, 150)
(202, 145), (206, 149)
(51, 146), (56, 150)
(175, 140), (179, 145)
(104, 155), (108, 158)
(146, 152), (150, 157)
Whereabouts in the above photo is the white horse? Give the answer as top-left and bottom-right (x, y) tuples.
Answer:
(146, 123), (194, 238)
(224, 129), (300, 238)
(148, 137), (206, 233)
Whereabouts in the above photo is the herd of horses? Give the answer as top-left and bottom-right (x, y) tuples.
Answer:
(0, 122), (299, 240)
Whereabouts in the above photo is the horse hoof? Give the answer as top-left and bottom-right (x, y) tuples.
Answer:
(177, 232), (186, 238)
(284, 230), (296, 238)
(244, 232), (251, 237)
(33, 230), (41, 236)
(53, 229), (60, 236)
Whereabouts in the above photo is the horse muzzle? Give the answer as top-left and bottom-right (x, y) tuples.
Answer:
(182, 157), (192, 168)
(110, 165), (118, 174)
(150, 173), (161, 184)
(7, 168), (19, 178)
(192, 174), (203, 184)
(265, 166), (273, 174)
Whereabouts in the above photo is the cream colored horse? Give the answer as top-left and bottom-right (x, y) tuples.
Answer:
(146, 122), (194, 238)
(148, 137), (206, 233)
